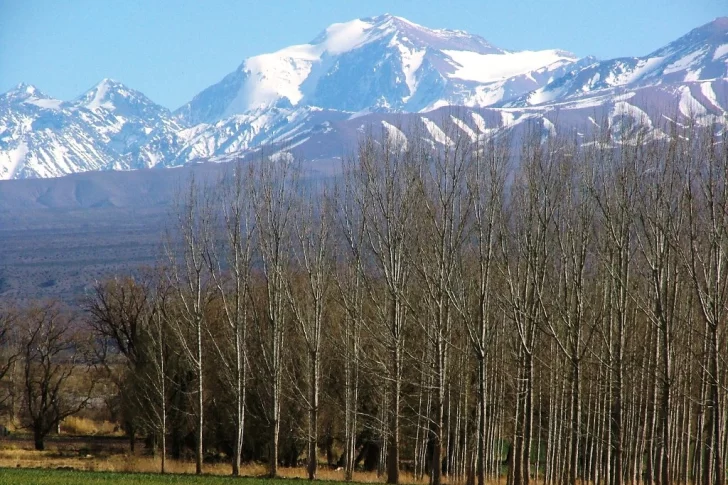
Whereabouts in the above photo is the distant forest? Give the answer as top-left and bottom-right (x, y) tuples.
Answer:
(0, 117), (727, 485)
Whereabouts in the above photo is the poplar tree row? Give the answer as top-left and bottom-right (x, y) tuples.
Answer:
(80, 116), (728, 485)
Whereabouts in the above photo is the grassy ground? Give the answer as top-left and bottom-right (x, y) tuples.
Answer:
(0, 445), (390, 480)
(0, 468), (500, 485)
(0, 433), (460, 484)
(0, 460), (506, 485)
(0, 468), (288, 484)
(0, 444), (422, 484)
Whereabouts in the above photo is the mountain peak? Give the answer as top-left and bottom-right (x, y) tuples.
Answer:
(690, 16), (728, 39)
(365, 13), (425, 31)
(74, 78), (169, 118)
(1, 83), (53, 104)
(96, 78), (122, 89)
(658, 15), (728, 54)
(366, 13), (470, 37)
(708, 16), (728, 30)
(15, 82), (39, 95)
(177, 14), (578, 122)
(308, 13), (502, 57)
(77, 78), (129, 111)
(5, 82), (35, 95)
(367, 12), (404, 23)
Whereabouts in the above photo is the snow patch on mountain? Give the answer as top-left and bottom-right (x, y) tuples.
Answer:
(700, 81), (722, 110)
(612, 101), (651, 124)
(542, 117), (556, 136)
(25, 98), (63, 110)
(679, 85), (708, 117)
(394, 42), (426, 99)
(450, 115), (478, 142)
(443, 49), (574, 83)
(609, 57), (665, 86)
(501, 111), (516, 127)
(422, 117), (454, 146)
(0, 140), (27, 179)
(470, 112), (490, 134)
(714, 44), (728, 60)
(664, 48), (707, 75)
(321, 19), (374, 54)
(381, 120), (408, 150)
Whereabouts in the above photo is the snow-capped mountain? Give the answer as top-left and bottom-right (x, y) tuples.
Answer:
(1, 15), (727, 181)
(0, 79), (181, 179)
(515, 17), (728, 106)
(175, 14), (581, 124)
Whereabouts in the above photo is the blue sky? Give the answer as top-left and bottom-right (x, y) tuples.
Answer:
(1, 0), (725, 110)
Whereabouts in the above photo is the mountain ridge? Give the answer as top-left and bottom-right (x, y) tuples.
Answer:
(1, 15), (727, 180)
(510, 16), (728, 106)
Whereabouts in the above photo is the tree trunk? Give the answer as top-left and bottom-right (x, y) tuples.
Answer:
(569, 360), (580, 485)
(270, 377), (280, 478)
(710, 326), (723, 485)
(432, 337), (445, 485)
(196, 318), (204, 475)
(524, 350), (534, 485)
(308, 350), (319, 480)
(387, 338), (401, 484)
(232, 370), (243, 476)
(196, 359), (204, 475)
(477, 354), (487, 485)
(34, 427), (44, 451)
(161, 409), (167, 474)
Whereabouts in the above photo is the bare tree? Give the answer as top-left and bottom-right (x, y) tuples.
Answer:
(164, 175), (215, 475)
(680, 123), (728, 485)
(499, 129), (561, 485)
(447, 132), (509, 485)
(334, 168), (367, 482)
(5, 114), (728, 485)
(589, 123), (640, 485)
(0, 303), (19, 412)
(251, 157), (298, 478)
(19, 301), (95, 450)
(542, 139), (598, 485)
(139, 291), (171, 474)
(203, 164), (255, 476)
(286, 184), (334, 480)
(410, 117), (474, 485)
(633, 124), (685, 485)
(346, 128), (418, 484)
(85, 274), (156, 452)
(86, 275), (153, 363)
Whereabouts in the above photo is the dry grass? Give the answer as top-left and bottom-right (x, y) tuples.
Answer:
(0, 447), (99, 472)
(60, 416), (119, 436)
(0, 437), (504, 485)
(0, 449), (213, 475)
(0, 447), (495, 484)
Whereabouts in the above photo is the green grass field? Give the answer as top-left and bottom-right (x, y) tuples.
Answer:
(0, 468), (330, 485)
